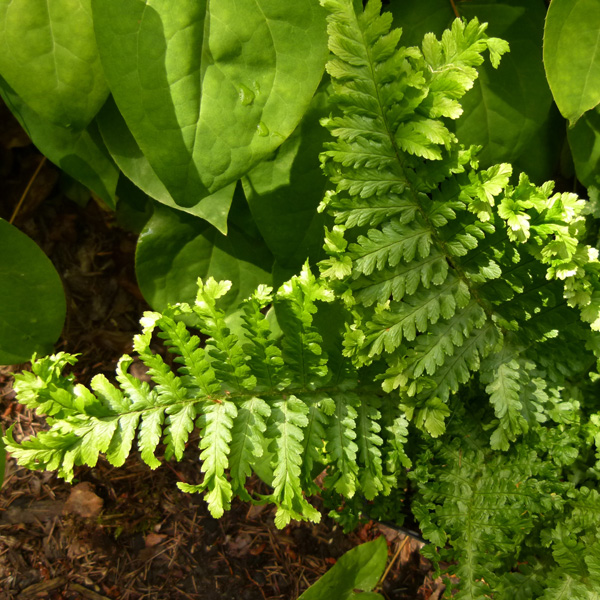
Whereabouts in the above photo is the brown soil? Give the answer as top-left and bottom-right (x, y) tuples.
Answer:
(0, 102), (439, 600)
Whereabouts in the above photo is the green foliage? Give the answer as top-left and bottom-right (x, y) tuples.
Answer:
(544, 0), (600, 126)
(135, 199), (273, 315)
(5, 0), (600, 598)
(0, 0), (108, 130)
(0, 219), (66, 365)
(298, 536), (387, 600)
(91, 0), (328, 207)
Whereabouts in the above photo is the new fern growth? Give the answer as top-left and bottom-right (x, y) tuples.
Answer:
(7, 1), (600, 597)
(319, 0), (600, 447)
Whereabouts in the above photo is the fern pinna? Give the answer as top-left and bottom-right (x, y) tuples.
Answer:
(6, 0), (600, 597)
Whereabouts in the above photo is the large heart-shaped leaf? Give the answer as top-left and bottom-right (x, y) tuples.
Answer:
(298, 537), (387, 600)
(0, 77), (119, 208)
(92, 0), (328, 208)
(0, 220), (66, 365)
(97, 97), (233, 233)
(243, 81), (331, 270)
(568, 107), (600, 188)
(135, 203), (273, 315)
(544, 0), (600, 126)
(0, 0), (109, 130)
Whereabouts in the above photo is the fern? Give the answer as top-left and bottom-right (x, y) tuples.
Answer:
(5, 265), (382, 523)
(6, 1), (600, 597)
(319, 0), (600, 442)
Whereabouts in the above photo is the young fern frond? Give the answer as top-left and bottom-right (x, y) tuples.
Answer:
(319, 0), (600, 443)
(5, 265), (394, 523)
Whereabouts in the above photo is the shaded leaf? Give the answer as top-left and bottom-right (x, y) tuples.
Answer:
(135, 204), (273, 315)
(457, 1), (555, 175)
(568, 106), (600, 188)
(0, 219), (66, 365)
(243, 79), (331, 269)
(0, 78), (119, 208)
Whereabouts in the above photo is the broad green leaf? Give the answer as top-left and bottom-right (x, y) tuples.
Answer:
(98, 98), (233, 233)
(457, 1), (555, 175)
(0, 0), (108, 130)
(0, 77), (119, 208)
(135, 203), (273, 315)
(386, 0), (454, 47)
(298, 537), (388, 600)
(243, 80), (331, 270)
(0, 220), (66, 365)
(568, 106), (600, 188)
(92, 0), (328, 207)
(544, 0), (600, 126)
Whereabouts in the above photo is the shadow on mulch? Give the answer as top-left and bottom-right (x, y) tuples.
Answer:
(0, 101), (438, 600)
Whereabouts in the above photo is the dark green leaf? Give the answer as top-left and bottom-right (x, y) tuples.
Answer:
(457, 1), (556, 176)
(135, 203), (273, 314)
(243, 80), (331, 270)
(385, 0), (454, 47)
(544, 0), (600, 126)
(568, 106), (600, 187)
(0, 77), (119, 208)
(0, 220), (66, 365)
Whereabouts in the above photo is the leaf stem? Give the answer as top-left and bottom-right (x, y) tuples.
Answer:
(10, 156), (46, 224)
(449, 0), (460, 19)
(377, 535), (410, 590)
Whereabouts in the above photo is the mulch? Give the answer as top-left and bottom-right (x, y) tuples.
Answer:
(0, 100), (440, 600)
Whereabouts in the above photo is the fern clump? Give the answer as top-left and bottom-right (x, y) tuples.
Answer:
(319, 0), (600, 447)
(6, 0), (600, 596)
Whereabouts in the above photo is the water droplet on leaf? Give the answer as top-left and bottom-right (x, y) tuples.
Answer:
(257, 121), (269, 137)
(238, 84), (255, 106)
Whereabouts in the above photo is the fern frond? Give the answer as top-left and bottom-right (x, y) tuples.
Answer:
(266, 394), (321, 527)
(324, 392), (360, 497)
(276, 262), (334, 388)
(411, 419), (561, 598)
(355, 394), (389, 499)
(319, 0), (600, 442)
(181, 398), (238, 519)
(228, 396), (271, 500)
(6, 270), (389, 525)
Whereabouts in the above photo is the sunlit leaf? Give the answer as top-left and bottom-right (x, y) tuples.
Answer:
(0, 0), (108, 129)
(92, 0), (328, 206)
